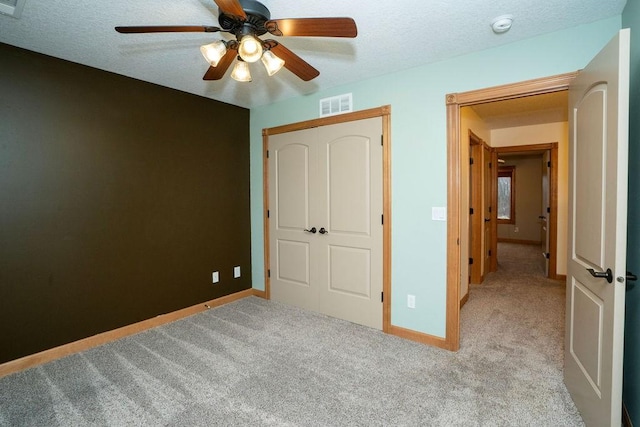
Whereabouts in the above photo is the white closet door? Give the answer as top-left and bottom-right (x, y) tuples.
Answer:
(316, 117), (383, 329)
(269, 117), (383, 330)
(269, 127), (319, 311)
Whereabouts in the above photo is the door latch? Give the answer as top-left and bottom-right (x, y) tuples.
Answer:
(587, 268), (613, 284)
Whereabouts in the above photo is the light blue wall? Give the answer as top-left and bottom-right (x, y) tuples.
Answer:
(622, 1), (640, 424)
(250, 17), (621, 337)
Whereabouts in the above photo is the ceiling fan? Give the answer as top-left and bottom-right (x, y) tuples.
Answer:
(115, 0), (357, 82)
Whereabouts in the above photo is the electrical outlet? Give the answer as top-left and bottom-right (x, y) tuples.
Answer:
(407, 294), (416, 309)
(212, 271), (219, 284)
(514, 226), (519, 233)
(233, 266), (241, 278)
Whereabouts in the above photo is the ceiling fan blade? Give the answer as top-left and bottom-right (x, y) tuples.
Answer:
(268, 41), (319, 81)
(213, 0), (246, 20)
(203, 48), (237, 80)
(115, 25), (221, 33)
(265, 18), (357, 38)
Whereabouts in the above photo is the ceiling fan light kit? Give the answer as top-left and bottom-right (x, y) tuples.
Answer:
(115, 0), (357, 82)
(237, 35), (263, 63)
(200, 40), (228, 66)
(231, 59), (252, 82)
(261, 50), (285, 76)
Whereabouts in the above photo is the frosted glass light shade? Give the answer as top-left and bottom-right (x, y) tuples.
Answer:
(231, 60), (252, 82)
(261, 50), (285, 76)
(200, 41), (227, 66)
(238, 36), (263, 63)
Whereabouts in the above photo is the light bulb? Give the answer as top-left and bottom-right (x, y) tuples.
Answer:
(238, 36), (263, 63)
(231, 60), (252, 82)
(200, 40), (227, 66)
(261, 50), (285, 76)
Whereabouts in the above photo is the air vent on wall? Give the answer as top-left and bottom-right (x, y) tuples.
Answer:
(319, 93), (353, 117)
(0, 0), (26, 18)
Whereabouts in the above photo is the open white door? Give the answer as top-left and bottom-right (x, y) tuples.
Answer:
(565, 29), (629, 426)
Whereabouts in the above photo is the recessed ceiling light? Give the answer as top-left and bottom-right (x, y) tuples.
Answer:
(491, 15), (513, 34)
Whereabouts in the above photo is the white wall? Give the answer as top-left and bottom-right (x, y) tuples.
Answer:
(250, 18), (619, 337)
(491, 122), (568, 275)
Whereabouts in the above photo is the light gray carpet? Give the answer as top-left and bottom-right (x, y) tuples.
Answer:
(0, 244), (583, 426)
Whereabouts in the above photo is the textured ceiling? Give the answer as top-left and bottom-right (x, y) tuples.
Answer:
(471, 91), (569, 129)
(0, 0), (626, 109)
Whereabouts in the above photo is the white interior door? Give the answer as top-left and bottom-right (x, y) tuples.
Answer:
(269, 128), (319, 312)
(316, 118), (383, 329)
(565, 29), (629, 427)
(269, 117), (383, 330)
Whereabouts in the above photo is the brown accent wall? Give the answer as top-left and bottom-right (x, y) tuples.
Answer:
(0, 43), (251, 363)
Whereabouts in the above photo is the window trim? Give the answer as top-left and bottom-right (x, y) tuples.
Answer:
(497, 166), (516, 225)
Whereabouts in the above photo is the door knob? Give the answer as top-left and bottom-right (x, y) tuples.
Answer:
(304, 227), (317, 234)
(587, 268), (613, 284)
(319, 227), (328, 235)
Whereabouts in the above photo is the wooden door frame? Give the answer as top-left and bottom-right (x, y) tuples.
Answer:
(493, 143), (559, 280)
(484, 144), (498, 275)
(262, 106), (392, 333)
(468, 131), (483, 286)
(445, 72), (577, 351)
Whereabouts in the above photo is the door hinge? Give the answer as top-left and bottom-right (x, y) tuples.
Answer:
(381, 214), (384, 225)
(547, 206), (550, 213)
(267, 269), (271, 278)
(489, 206), (492, 213)
(266, 150), (269, 158)
(381, 135), (384, 146)
(470, 157), (474, 165)
(488, 250), (492, 256)
(547, 160), (551, 167)
(267, 210), (270, 218)
(469, 257), (474, 265)
(545, 253), (550, 259)
(470, 208), (474, 215)
(489, 162), (492, 169)
(381, 291), (384, 302)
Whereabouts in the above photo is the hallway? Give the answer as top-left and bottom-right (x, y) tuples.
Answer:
(460, 242), (581, 424)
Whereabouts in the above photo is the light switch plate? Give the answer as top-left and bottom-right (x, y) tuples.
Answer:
(432, 207), (446, 221)
(212, 271), (219, 283)
(233, 266), (241, 278)
(407, 294), (416, 309)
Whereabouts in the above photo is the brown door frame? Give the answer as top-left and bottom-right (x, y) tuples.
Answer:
(493, 143), (559, 280)
(468, 131), (483, 285)
(484, 144), (498, 275)
(444, 72), (577, 351)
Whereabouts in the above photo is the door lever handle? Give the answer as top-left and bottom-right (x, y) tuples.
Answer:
(304, 227), (317, 234)
(627, 271), (638, 282)
(484, 218), (490, 222)
(587, 268), (613, 283)
(319, 227), (328, 235)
